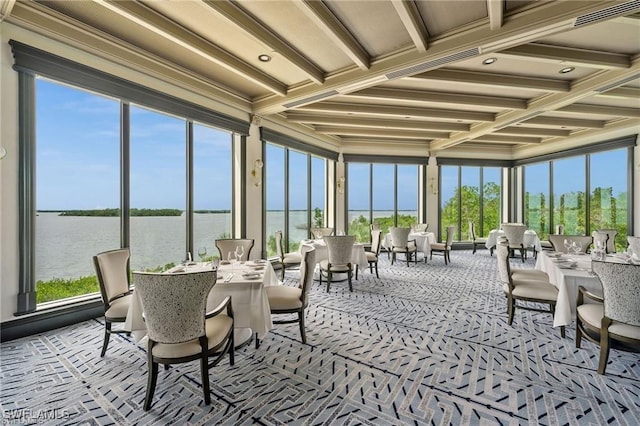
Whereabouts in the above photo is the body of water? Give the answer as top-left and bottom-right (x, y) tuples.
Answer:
(36, 210), (415, 281)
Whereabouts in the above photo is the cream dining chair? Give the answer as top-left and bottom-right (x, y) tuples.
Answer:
(320, 235), (356, 293)
(93, 248), (133, 357)
(275, 230), (302, 280)
(389, 227), (417, 266)
(430, 226), (455, 264)
(132, 270), (234, 411)
(215, 238), (254, 261)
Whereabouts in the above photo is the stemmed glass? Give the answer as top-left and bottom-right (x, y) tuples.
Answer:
(197, 246), (207, 264)
(571, 241), (582, 255)
(563, 239), (571, 253)
(235, 245), (245, 263)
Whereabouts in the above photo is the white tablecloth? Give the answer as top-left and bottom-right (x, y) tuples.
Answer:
(300, 239), (368, 271)
(486, 229), (541, 251)
(534, 251), (601, 327)
(383, 232), (436, 255)
(124, 261), (278, 342)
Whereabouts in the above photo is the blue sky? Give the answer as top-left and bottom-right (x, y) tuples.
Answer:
(36, 79), (629, 211)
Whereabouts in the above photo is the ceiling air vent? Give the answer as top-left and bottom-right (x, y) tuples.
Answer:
(283, 90), (339, 109)
(574, 0), (640, 27)
(594, 72), (640, 93)
(385, 48), (480, 80)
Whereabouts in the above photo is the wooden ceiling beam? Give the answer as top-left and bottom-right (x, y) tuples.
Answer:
(410, 69), (570, 92)
(595, 86), (640, 99)
(201, 0), (324, 84)
(297, 102), (495, 122)
(348, 87), (527, 109)
(494, 127), (571, 137)
(313, 125), (449, 139)
(285, 112), (471, 131)
(293, 0), (370, 70)
(524, 116), (605, 128)
(472, 135), (542, 144)
(501, 43), (631, 70)
(391, 0), (429, 52)
(558, 103), (640, 117)
(94, 0), (287, 96)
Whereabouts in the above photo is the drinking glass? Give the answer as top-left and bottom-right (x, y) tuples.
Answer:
(563, 239), (571, 253)
(236, 245), (245, 263)
(197, 246), (207, 263)
(571, 241), (582, 255)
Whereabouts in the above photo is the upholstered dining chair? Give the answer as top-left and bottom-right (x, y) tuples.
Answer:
(496, 240), (565, 338)
(591, 231), (609, 253)
(359, 229), (382, 278)
(597, 229), (618, 253)
(389, 227), (417, 266)
(469, 221), (487, 255)
(411, 223), (429, 233)
(548, 234), (592, 254)
(93, 248), (133, 357)
(215, 238), (254, 261)
(320, 235), (356, 293)
(132, 270), (234, 411)
(576, 260), (640, 375)
(263, 248), (315, 346)
(501, 223), (527, 262)
(628, 236), (640, 259)
(430, 225), (455, 264)
(310, 227), (334, 239)
(275, 230), (302, 280)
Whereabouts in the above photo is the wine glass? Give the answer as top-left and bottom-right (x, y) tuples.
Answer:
(571, 241), (582, 255)
(197, 246), (207, 264)
(563, 239), (571, 253)
(235, 245), (245, 263)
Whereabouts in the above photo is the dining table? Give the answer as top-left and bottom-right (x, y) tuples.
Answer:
(486, 229), (541, 252)
(534, 251), (602, 328)
(124, 259), (278, 346)
(383, 231), (436, 257)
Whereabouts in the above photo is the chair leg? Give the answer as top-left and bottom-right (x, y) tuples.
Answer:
(472, 243), (476, 255)
(281, 264), (285, 281)
(507, 296), (515, 325)
(229, 333), (235, 366)
(144, 352), (158, 411)
(255, 332), (260, 349)
(369, 263), (373, 274)
(298, 311), (306, 344)
(391, 252), (395, 265)
(576, 319), (583, 348)
(326, 271), (332, 293)
(490, 247), (494, 256)
(101, 320), (112, 357)
(521, 248), (525, 262)
(355, 265), (358, 280)
(560, 325), (566, 338)
(374, 261), (379, 278)
(200, 348), (211, 405)
(348, 270), (353, 292)
(598, 319), (612, 374)
(405, 251), (409, 267)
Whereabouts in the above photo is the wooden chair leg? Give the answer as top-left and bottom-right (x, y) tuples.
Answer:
(144, 352), (159, 411)
(200, 340), (211, 405)
(298, 311), (306, 344)
(507, 296), (515, 325)
(374, 261), (379, 278)
(101, 321), (112, 357)
(347, 270), (353, 292)
(598, 319), (612, 374)
(326, 271), (332, 293)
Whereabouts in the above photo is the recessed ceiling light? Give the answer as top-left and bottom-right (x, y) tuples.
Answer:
(258, 54), (271, 62)
(483, 57), (497, 65)
(559, 66), (575, 74)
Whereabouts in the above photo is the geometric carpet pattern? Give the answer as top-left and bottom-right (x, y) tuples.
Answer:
(2, 250), (639, 425)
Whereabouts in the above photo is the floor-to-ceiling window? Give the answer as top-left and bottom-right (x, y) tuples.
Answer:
(25, 71), (243, 309)
(193, 123), (233, 262)
(552, 156), (586, 236)
(347, 161), (422, 242)
(264, 142), (329, 256)
(440, 164), (502, 241)
(521, 141), (632, 250)
(35, 79), (120, 303)
(589, 148), (628, 249)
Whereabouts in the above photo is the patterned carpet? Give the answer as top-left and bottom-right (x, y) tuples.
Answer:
(1, 250), (639, 425)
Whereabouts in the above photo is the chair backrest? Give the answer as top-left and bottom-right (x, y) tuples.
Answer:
(297, 248), (316, 306)
(628, 236), (640, 259)
(555, 224), (565, 235)
(495, 240), (512, 292)
(216, 238), (254, 261)
(310, 227), (334, 239)
(592, 260), (640, 327)
(389, 227), (411, 248)
(598, 229), (618, 253)
(132, 270), (217, 344)
(324, 235), (355, 265)
(549, 234), (592, 253)
(370, 223), (380, 231)
(410, 223), (429, 233)
(591, 231), (609, 252)
(502, 224), (526, 246)
(370, 229), (382, 255)
(469, 221), (477, 241)
(444, 225), (455, 247)
(93, 248), (131, 304)
(275, 231), (284, 258)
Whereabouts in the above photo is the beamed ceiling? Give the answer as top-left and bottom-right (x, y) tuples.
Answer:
(4, 0), (640, 158)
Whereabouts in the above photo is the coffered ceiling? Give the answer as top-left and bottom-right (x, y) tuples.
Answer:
(4, 0), (640, 158)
